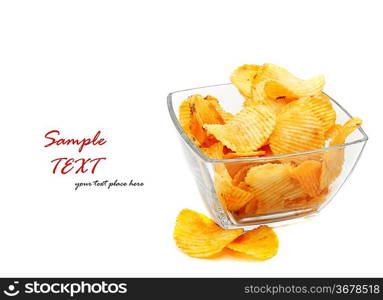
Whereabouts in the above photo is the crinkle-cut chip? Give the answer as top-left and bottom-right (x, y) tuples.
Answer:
(224, 162), (257, 179)
(227, 225), (279, 261)
(320, 118), (362, 189)
(204, 105), (276, 152)
(325, 124), (343, 141)
(214, 168), (254, 212)
(245, 80), (291, 114)
(230, 64), (261, 98)
(245, 163), (304, 215)
(253, 63), (325, 99)
(232, 165), (253, 186)
(269, 109), (325, 156)
(223, 150), (266, 159)
(187, 94), (225, 147)
(173, 209), (243, 258)
(179, 98), (200, 146)
(201, 142), (224, 160)
(290, 160), (322, 197)
(204, 95), (234, 123)
(279, 94), (336, 132)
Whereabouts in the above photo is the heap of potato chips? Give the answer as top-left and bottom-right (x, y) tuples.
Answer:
(179, 63), (362, 218)
(174, 209), (278, 260)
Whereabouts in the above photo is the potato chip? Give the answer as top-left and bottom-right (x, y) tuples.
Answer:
(245, 80), (291, 113)
(201, 142), (224, 159)
(204, 95), (234, 123)
(227, 225), (279, 260)
(320, 117), (362, 189)
(230, 64), (261, 98)
(245, 163), (305, 215)
(223, 150), (266, 159)
(290, 160), (322, 197)
(173, 209), (243, 258)
(179, 98), (199, 146)
(253, 63), (325, 99)
(269, 109), (325, 156)
(325, 124), (343, 140)
(214, 167), (254, 212)
(204, 105), (276, 152)
(279, 94), (336, 132)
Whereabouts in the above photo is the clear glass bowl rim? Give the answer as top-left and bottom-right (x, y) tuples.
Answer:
(167, 83), (369, 163)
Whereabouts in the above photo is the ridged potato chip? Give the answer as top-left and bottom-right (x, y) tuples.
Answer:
(174, 209), (243, 258)
(223, 150), (266, 159)
(253, 63), (325, 99)
(280, 94), (336, 132)
(230, 64), (261, 98)
(204, 105), (276, 152)
(204, 95), (234, 123)
(320, 118), (362, 189)
(245, 80), (291, 113)
(227, 225), (279, 260)
(201, 142), (224, 159)
(179, 98), (199, 145)
(290, 160), (322, 197)
(269, 109), (325, 156)
(214, 168), (254, 212)
(245, 163), (305, 215)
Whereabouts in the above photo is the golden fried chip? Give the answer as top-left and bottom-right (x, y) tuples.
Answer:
(290, 160), (322, 197)
(254, 63), (325, 99)
(280, 94), (336, 132)
(204, 105), (276, 152)
(204, 95), (234, 123)
(227, 225), (279, 260)
(179, 98), (199, 146)
(223, 150), (266, 159)
(325, 124), (343, 140)
(245, 80), (291, 114)
(320, 118), (362, 189)
(269, 109), (325, 156)
(173, 209), (243, 258)
(230, 64), (261, 98)
(245, 163), (305, 215)
(214, 168), (254, 212)
(201, 142), (224, 159)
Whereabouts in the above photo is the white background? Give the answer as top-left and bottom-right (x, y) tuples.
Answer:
(0, 0), (382, 277)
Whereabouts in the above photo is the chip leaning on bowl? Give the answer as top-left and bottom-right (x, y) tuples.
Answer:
(177, 63), (363, 219)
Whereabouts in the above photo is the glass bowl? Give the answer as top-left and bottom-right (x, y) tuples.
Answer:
(167, 83), (368, 229)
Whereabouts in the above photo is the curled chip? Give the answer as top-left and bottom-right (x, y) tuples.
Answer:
(174, 209), (243, 258)
(204, 105), (276, 152)
(252, 63), (325, 100)
(291, 160), (322, 197)
(245, 80), (291, 113)
(204, 95), (234, 123)
(189, 94), (225, 146)
(227, 225), (279, 260)
(245, 163), (305, 215)
(320, 117), (362, 189)
(325, 124), (343, 140)
(230, 64), (260, 98)
(214, 168), (254, 212)
(269, 109), (325, 156)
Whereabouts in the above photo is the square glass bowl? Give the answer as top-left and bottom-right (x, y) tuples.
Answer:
(167, 83), (368, 229)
